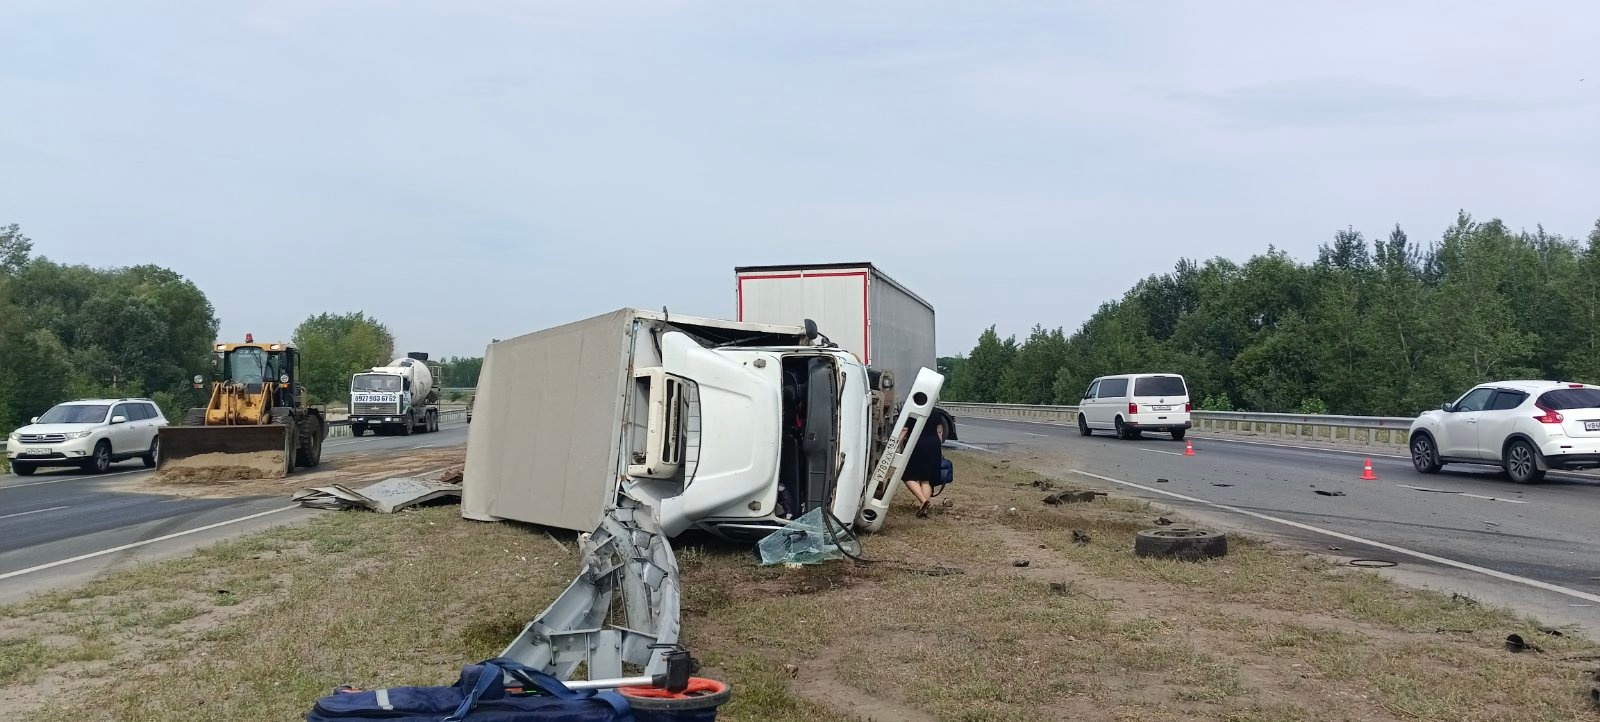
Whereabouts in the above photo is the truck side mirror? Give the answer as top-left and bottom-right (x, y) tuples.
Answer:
(803, 319), (819, 341)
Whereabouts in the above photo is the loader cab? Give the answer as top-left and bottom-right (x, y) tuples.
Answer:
(214, 340), (304, 409)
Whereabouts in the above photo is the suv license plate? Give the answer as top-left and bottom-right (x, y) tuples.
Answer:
(1150, 405), (1171, 411)
(1586, 421), (1600, 432)
(25, 448), (49, 455)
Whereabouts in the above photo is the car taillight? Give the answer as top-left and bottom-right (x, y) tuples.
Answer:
(1533, 402), (1564, 424)
(1128, 403), (1139, 415)
(1185, 402), (1193, 412)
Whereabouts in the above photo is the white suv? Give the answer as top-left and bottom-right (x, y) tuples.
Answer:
(6, 399), (168, 476)
(1078, 373), (1193, 440)
(1408, 380), (1600, 483)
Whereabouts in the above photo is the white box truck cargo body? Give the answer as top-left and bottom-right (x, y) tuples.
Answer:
(735, 262), (957, 439)
(736, 263), (933, 404)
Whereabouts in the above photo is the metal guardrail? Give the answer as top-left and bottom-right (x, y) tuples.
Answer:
(940, 402), (1415, 447)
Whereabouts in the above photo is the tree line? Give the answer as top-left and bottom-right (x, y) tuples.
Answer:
(0, 224), (485, 442)
(941, 212), (1600, 417)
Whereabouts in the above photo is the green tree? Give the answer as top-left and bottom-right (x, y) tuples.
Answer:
(945, 212), (1599, 417)
(436, 355), (485, 389)
(293, 312), (396, 404)
(0, 224), (31, 273)
(0, 225), (217, 431)
(946, 327), (1016, 402)
(998, 325), (1069, 404)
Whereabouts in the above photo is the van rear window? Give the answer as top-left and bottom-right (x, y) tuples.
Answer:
(1537, 388), (1600, 410)
(1134, 376), (1187, 397)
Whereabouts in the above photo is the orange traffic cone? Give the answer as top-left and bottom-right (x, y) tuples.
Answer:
(1184, 440), (1195, 456)
(1361, 458), (1377, 481)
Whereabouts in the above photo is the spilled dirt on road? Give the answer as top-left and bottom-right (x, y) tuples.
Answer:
(117, 447), (468, 499)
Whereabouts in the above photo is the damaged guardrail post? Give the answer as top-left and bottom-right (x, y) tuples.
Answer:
(497, 496), (682, 683)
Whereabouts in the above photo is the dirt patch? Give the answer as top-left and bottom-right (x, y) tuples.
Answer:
(155, 450), (287, 482)
(125, 448), (466, 499)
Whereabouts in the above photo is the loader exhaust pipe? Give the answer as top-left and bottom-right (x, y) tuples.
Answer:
(156, 424), (294, 481)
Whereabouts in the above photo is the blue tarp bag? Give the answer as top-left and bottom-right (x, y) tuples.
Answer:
(939, 457), (953, 486)
(306, 657), (632, 722)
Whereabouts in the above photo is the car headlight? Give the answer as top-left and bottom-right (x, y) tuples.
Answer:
(6, 432), (17, 441)
(65, 430), (93, 440)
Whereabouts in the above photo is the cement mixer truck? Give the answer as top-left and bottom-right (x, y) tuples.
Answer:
(348, 353), (440, 436)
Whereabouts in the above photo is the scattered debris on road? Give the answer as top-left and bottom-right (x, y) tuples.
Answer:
(1505, 633), (1543, 654)
(1043, 489), (1103, 505)
(1155, 516), (1175, 525)
(1211, 483), (1234, 487)
(1350, 559), (1398, 569)
(1314, 489), (1346, 497)
(1072, 530), (1092, 545)
(1012, 559), (1031, 568)
(293, 476), (462, 513)
(756, 507), (860, 565)
(1155, 478), (1170, 483)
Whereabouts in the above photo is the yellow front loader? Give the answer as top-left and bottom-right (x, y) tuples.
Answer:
(156, 337), (327, 480)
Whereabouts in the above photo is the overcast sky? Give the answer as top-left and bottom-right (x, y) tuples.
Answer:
(2, 2), (1595, 359)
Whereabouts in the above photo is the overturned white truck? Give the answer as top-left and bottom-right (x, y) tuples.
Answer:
(460, 308), (943, 688)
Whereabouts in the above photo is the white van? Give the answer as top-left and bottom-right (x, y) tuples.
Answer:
(1078, 373), (1192, 440)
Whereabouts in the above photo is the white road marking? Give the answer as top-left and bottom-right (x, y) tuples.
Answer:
(1024, 432), (1049, 437)
(946, 441), (996, 453)
(0, 505), (299, 581)
(1396, 483), (1529, 504)
(0, 505), (69, 520)
(0, 467), (151, 490)
(1140, 448), (1184, 456)
(1071, 469), (1600, 605)
(962, 416), (1413, 459)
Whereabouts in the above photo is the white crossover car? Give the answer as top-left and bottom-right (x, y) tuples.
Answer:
(1408, 380), (1600, 483)
(6, 399), (168, 475)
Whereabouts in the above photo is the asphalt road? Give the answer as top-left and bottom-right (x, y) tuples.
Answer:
(0, 423), (470, 601)
(952, 417), (1600, 632)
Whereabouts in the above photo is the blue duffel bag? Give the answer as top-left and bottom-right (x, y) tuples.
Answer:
(939, 457), (953, 486)
(306, 657), (632, 722)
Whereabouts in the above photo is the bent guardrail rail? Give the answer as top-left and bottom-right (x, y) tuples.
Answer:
(940, 402), (1416, 447)
(495, 496), (682, 682)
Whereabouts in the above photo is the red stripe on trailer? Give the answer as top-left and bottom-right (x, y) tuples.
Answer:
(735, 270), (870, 365)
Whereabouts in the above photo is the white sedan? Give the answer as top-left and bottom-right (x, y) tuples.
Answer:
(1408, 380), (1600, 483)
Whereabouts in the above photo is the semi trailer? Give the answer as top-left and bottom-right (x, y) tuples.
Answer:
(734, 262), (958, 441)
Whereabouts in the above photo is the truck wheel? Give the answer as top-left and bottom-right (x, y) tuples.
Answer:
(430, 412), (439, 432)
(300, 428), (324, 468)
(1134, 528), (1228, 560)
(352, 425), (365, 438)
(400, 419), (413, 436)
(271, 412), (297, 475)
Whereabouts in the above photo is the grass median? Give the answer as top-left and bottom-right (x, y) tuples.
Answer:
(1, 451), (1596, 721)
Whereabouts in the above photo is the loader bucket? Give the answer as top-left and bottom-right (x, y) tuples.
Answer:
(156, 424), (293, 481)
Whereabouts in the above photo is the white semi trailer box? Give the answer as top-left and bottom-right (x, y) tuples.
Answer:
(734, 262), (957, 439)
